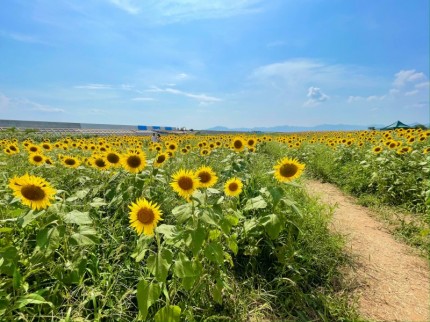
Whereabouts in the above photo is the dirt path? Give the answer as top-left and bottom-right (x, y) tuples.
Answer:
(305, 180), (429, 322)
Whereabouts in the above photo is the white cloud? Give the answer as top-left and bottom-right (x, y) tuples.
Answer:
(367, 95), (386, 101)
(405, 90), (419, 96)
(252, 58), (378, 90)
(75, 83), (113, 90)
(0, 30), (47, 45)
(109, 0), (263, 21)
(176, 73), (189, 80)
(393, 69), (426, 88)
(0, 92), (10, 109)
(415, 81), (430, 89)
(132, 97), (156, 101)
(146, 86), (221, 104)
(109, 0), (140, 14)
(305, 87), (329, 106)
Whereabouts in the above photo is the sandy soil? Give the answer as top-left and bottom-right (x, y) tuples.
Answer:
(305, 180), (429, 322)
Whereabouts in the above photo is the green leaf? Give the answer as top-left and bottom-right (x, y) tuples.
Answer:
(154, 305), (181, 322)
(200, 211), (218, 227)
(204, 242), (224, 265)
(227, 235), (238, 255)
(186, 225), (206, 256)
(15, 294), (53, 309)
(243, 218), (259, 233)
(131, 235), (153, 262)
(13, 267), (22, 289)
(173, 253), (200, 278)
(35, 227), (61, 256)
(261, 214), (282, 239)
(90, 197), (107, 208)
(70, 227), (99, 246)
(18, 210), (45, 228)
(244, 196), (267, 211)
(171, 203), (192, 222)
(63, 210), (92, 225)
(267, 186), (284, 207)
(147, 249), (173, 283)
(212, 278), (223, 304)
(137, 280), (161, 321)
(155, 224), (177, 240)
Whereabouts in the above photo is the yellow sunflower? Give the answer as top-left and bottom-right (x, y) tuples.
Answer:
(200, 148), (211, 156)
(372, 146), (383, 154)
(27, 144), (40, 154)
(231, 137), (245, 152)
(153, 153), (168, 167)
(122, 152), (146, 173)
(105, 151), (122, 167)
(195, 166), (218, 188)
(61, 155), (80, 168)
(273, 157), (305, 182)
(128, 198), (162, 236)
(8, 174), (56, 210)
(7, 144), (20, 154)
(29, 153), (46, 166)
(90, 155), (110, 170)
(170, 169), (199, 201)
(224, 177), (243, 197)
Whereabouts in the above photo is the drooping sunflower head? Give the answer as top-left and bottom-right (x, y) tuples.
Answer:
(29, 153), (46, 166)
(170, 169), (199, 201)
(8, 174), (56, 210)
(195, 166), (218, 188)
(122, 152), (147, 173)
(224, 177), (243, 197)
(273, 157), (305, 183)
(423, 147), (430, 154)
(128, 198), (162, 236)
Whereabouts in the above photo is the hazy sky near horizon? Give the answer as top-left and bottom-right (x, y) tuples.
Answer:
(0, 0), (429, 129)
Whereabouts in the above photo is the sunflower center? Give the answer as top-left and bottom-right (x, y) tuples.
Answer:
(95, 159), (106, 167)
(33, 155), (43, 162)
(127, 156), (141, 168)
(137, 207), (155, 224)
(10, 146), (17, 151)
(156, 155), (166, 163)
(198, 171), (211, 184)
(21, 185), (46, 201)
(169, 144), (175, 150)
(42, 144), (50, 149)
(65, 158), (76, 165)
(178, 176), (193, 190)
(234, 140), (242, 149)
(30, 147), (38, 152)
(228, 182), (238, 192)
(107, 153), (120, 163)
(279, 164), (298, 178)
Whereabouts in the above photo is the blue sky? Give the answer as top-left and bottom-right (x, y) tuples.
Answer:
(0, 0), (429, 129)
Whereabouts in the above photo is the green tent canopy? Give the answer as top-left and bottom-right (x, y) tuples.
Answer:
(379, 121), (412, 130)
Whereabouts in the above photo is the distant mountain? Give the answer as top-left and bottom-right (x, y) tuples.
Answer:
(205, 123), (386, 133)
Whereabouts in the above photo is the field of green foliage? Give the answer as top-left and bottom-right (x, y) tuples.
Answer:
(1, 128), (428, 321)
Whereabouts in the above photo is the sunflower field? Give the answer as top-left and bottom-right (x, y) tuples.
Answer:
(0, 128), (428, 321)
